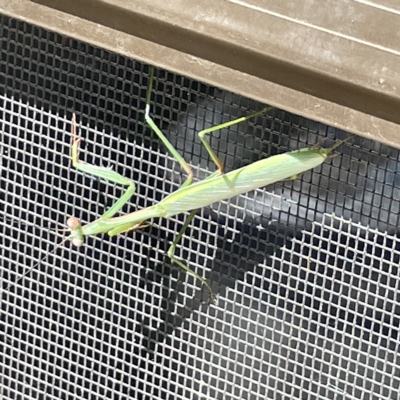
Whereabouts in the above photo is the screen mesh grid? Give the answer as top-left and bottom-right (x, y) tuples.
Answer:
(0, 14), (399, 400)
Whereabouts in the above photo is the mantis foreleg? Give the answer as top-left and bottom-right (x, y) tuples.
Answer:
(71, 114), (137, 219)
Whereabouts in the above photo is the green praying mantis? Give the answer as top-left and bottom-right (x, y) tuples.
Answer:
(6, 66), (352, 301)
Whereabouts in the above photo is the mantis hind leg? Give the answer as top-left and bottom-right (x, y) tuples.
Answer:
(198, 105), (274, 175)
(71, 114), (136, 219)
(167, 210), (215, 302)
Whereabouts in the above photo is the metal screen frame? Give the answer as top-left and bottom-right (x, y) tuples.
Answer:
(1, 14), (400, 400)
(2, 0), (400, 148)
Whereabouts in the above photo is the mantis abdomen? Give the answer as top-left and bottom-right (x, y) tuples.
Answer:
(160, 146), (329, 217)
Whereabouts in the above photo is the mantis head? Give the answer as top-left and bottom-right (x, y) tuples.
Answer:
(66, 216), (84, 247)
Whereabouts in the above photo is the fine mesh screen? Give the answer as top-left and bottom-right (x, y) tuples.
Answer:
(1, 15), (400, 400)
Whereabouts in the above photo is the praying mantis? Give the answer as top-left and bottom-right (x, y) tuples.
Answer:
(6, 66), (352, 301)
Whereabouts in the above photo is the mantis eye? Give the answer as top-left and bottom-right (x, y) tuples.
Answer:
(66, 216), (80, 229)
